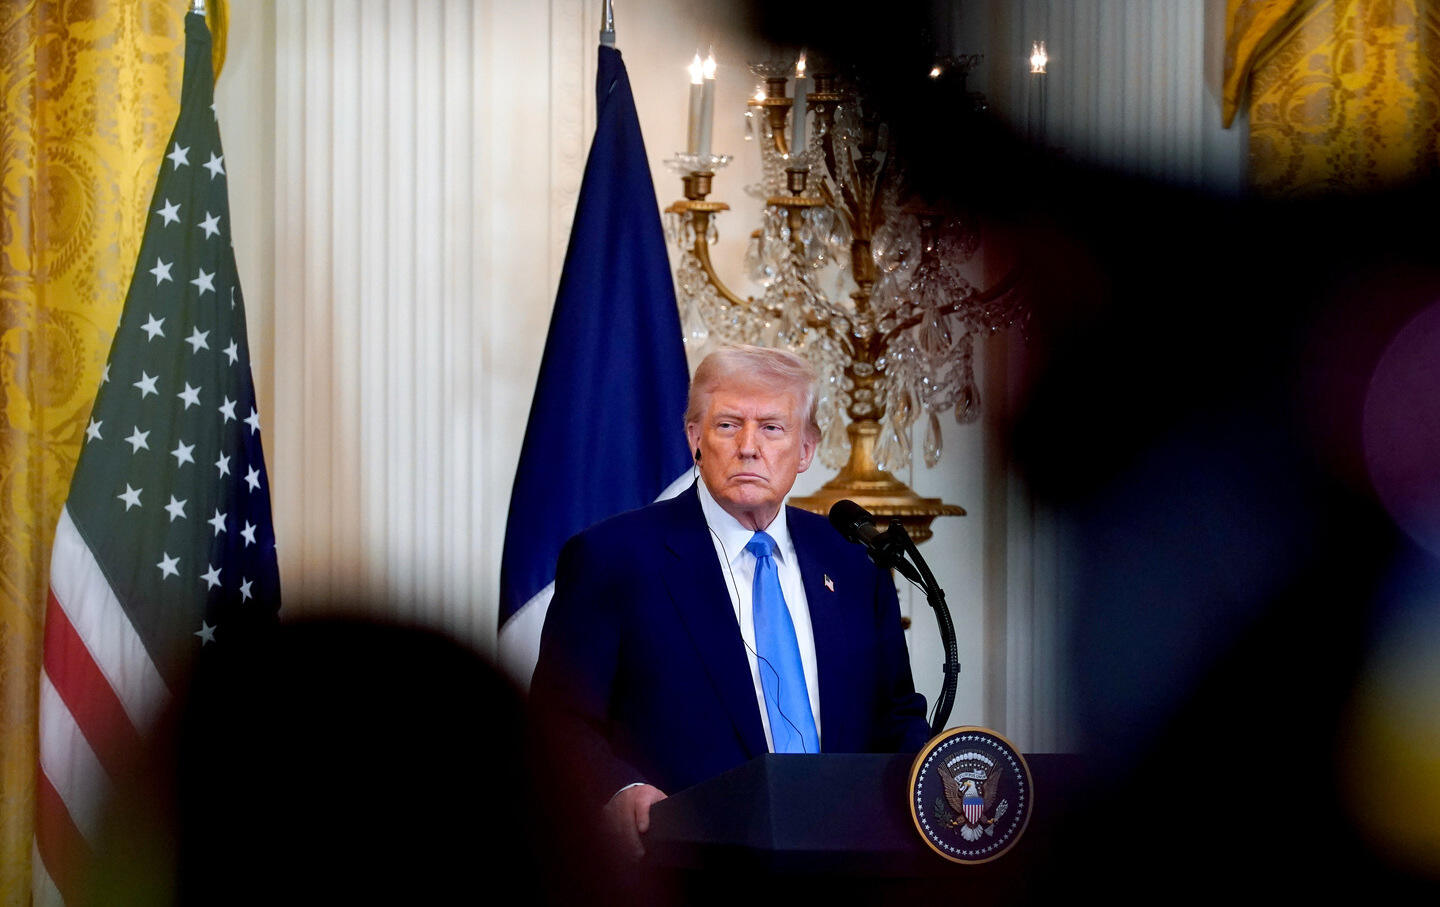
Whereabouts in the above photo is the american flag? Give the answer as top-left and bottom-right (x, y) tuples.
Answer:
(34, 11), (280, 903)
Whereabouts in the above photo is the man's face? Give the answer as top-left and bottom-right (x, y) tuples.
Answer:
(687, 379), (816, 530)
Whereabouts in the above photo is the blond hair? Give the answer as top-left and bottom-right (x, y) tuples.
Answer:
(685, 345), (820, 442)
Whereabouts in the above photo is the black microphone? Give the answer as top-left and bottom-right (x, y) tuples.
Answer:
(828, 499), (887, 548)
(828, 500), (924, 585)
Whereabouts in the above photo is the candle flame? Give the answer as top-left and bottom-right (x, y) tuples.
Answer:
(929, 65), (942, 79)
(689, 53), (704, 84)
(703, 50), (717, 80)
(754, 88), (767, 102)
(796, 51), (807, 79)
(1030, 41), (1048, 74)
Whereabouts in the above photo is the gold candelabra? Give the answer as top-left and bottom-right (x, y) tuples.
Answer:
(666, 61), (1023, 543)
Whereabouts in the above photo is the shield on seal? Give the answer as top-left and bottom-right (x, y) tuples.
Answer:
(963, 795), (984, 825)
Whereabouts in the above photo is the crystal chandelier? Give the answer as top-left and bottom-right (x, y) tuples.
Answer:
(665, 56), (1025, 541)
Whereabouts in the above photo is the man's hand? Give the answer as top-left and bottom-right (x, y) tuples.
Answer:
(603, 783), (668, 860)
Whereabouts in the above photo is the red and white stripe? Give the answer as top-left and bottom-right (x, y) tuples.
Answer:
(34, 506), (172, 904)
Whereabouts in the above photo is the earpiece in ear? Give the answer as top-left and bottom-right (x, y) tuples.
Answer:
(693, 447), (702, 463)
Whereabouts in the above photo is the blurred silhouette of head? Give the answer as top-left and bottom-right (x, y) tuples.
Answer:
(94, 614), (543, 903)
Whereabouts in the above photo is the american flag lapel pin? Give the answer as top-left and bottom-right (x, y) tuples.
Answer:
(823, 574), (834, 592)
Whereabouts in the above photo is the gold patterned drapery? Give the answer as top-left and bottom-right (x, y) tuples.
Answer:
(1223, 0), (1440, 195)
(0, 1), (224, 898)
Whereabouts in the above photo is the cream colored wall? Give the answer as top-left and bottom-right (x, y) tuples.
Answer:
(213, 0), (1243, 753)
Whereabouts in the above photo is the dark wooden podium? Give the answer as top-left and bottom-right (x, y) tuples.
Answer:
(645, 752), (1082, 903)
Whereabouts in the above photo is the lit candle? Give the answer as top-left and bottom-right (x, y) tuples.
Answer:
(687, 53), (704, 154)
(1028, 41), (1049, 141)
(698, 50), (717, 158)
(790, 51), (809, 160)
(1029, 41), (1048, 74)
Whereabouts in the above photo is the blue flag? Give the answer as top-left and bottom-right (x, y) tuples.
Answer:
(498, 45), (691, 685)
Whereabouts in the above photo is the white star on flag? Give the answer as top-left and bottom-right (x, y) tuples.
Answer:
(134, 372), (159, 398)
(191, 268), (216, 296)
(195, 621), (216, 645)
(177, 383), (201, 409)
(239, 578), (253, 602)
(245, 408), (260, 435)
(167, 142), (190, 169)
(125, 427), (150, 452)
(208, 508), (227, 535)
(157, 552), (180, 579)
(154, 199), (181, 226)
(244, 466), (261, 492)
(240, 521), (257, 546)
(150, 258), (174, 285)
(165, 496), (188, 522)
(223, 340), (239, 364)
(215, 453), (231, 477)
(186, 327), (210, 353)
(201, 564), (222, 589)
(218, 398), (236, 423)
(197, 211), (221, 239)
(142, 314), (165, 340)
(203, 152), (225, 180)
(171, 440), (196, 467)
(117, 485), (142, 510)
(85, 420), (102, 442)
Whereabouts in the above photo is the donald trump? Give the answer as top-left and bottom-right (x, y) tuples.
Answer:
(530, 345), (929, 858)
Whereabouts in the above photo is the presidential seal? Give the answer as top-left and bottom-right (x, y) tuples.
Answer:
(908, 726), (1033, 864)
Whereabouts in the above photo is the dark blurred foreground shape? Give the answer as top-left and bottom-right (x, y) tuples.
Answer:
(741, 0), (1440, 897)
(91, 615), (564, 904)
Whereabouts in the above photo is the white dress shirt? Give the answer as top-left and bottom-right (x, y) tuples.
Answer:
(696, 479), (822, 751)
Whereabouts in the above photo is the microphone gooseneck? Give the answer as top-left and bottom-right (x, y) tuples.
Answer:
(827, 499), (960, 737)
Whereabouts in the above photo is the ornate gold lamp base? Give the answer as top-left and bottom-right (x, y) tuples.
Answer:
(789, 420), (964, 544)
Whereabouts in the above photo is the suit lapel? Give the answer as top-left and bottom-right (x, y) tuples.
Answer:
(658, 487), (768, 759)
(790, 511), (850, 753)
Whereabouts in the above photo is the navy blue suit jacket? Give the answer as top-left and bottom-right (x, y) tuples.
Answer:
(530, 483), (929, 804)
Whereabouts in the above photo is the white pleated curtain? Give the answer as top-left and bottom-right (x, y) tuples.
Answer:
(991, 0), (1245, 190)
(260, 0), (595, 654)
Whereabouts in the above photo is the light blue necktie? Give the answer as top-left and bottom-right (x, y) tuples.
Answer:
(746, 531), (819, 754)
